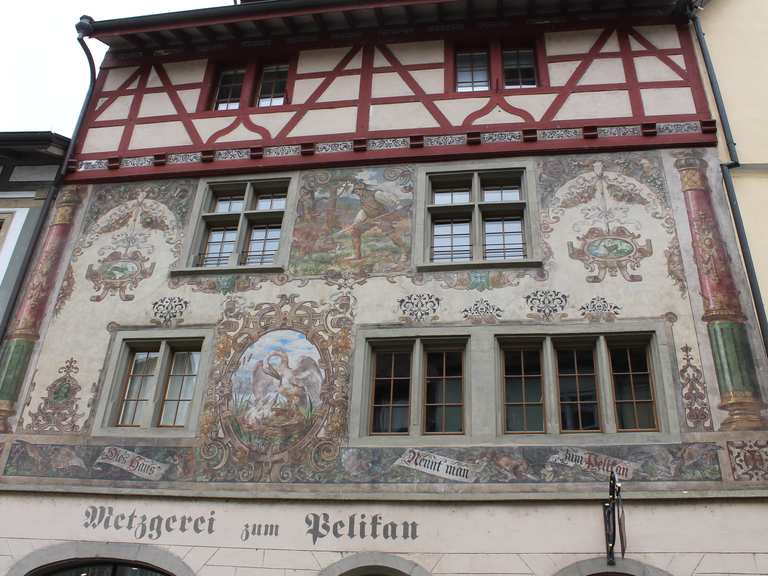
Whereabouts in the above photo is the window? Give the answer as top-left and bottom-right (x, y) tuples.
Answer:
(609, 341), (658, 431)
(371, 350), (411, 434)
(456, 50), (489, 92)
(257, 63), (289, 107)
(37, 562), (167, 576)
(503, 347), (544, 433)
(426, 171), (528, 264)
(556, 345), (600, 432)
(193, 179), (289, 269)
(503, 48), (537, 88)
(114, 339), (202, 430)
(366, 338), (466, 437)
(425, 349), (465, 434)
(213, 67), (245, 110)
(93, 328), (212, 437)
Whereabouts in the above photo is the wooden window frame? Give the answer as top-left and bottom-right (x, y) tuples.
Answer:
(157, 345), (203, 429)
(607, 337), (659, 433)
(422, 344), (466, 436)
(256, 62), (291, 107)
(369, 344), (414, 436)
(501, 342), (546, 434)
(555, 340), (602, 433)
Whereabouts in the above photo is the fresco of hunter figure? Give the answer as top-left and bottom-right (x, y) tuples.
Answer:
(289, 166), (414, 275)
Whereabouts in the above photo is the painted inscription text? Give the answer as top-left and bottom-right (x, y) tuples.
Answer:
(305, 513), (419, 544)
(83, 506), (216, 540)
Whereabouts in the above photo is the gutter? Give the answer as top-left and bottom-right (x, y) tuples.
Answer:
(0, 19), (97, 344)
(689, 2), (768, 357)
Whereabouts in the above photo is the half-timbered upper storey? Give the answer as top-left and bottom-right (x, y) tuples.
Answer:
(69, 0), (714, 181)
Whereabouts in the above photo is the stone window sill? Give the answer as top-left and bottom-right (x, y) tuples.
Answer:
(170, 265), (285, 276)
(416, 259), (543, 272)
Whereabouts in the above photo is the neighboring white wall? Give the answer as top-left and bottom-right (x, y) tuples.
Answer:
(0, 208), (28, 282)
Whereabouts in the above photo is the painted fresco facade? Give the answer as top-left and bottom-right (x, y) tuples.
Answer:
(2, 3), (768, 576)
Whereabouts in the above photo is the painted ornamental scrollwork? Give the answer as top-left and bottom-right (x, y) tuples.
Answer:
(200, 293), (354, 482)
(678, 345), (713, 432)
(24, 358), (84, 433)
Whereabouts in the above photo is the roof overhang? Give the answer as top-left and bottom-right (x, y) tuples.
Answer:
(81, 0), (692, 52)
(0, 132), (70, 162)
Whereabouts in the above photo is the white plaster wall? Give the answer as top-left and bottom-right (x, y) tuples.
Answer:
(317, 75), (360, 102)
(640, 87), (695, 116)
(434, 98), (489, 125)
(548, 61), (579, 87)
(249, 111), (296, 138)
(411, 69), (444, 94)
(372, 73), (414, 98)
(634, 57), (683, 82)
(554, 91), (631, 120)
(297, 47), (351, 74)
(369, 102), (440, 131)
(129, 121), (192, 149)
(504, 94), (558, 122)
(147, 66), (163, 88)
(193, 117), (235, 142)
(138, 92), (177, 118)
(177, 89), (201, 113)
(577, 58), (625, 85)
(387, 41), (444, 65)
(1, 495), (768, 576)
(96, 95), (134, 121)
(545, 29), (602, 56)
(288, 107), (357, 137)
(472, 106), (525, 125)
(81, 126), (125, 154)
(217, 123), (263, 144)
(102, 66), (139, 91)
(163, 60), (207, 85)
(293, 78), (325, 104)
(631, 25), (681, 50)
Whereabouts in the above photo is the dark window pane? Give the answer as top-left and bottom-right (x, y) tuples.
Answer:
(636, 402), (656, 429)
(616, 403), (637, 430)
(394, 353), (410, 378)
(426, 406), (442, 432)
(444, 377), (462, 403)
(524, 350), (541, 374)
(561, 404), (580, 431)
(426, 379), (443, 403)
(391, 406), (409, 433)
(580, 403), (600, 430)
(506, 377), (524, 402)
(559, 376), (578, 401)
(445, 351), (462, 376)
(506, 350), (522, 375)
(527, 405), (544, 432)
(525, 376), (542, 402)
(614, 373), (633, 401)
(576, 349), (594, 373)
(371, 406), (390, 433)
(375, 353), (392, 379)
(610, 347), (630, 373)
(444, 406), (463, 432)
(629, 346), (649, 372)
(373, 379), (390, 404)
(579, 376), (597, 402)
(634, 373), (652, 400)
(506, 405), (525, 432)
(392, 378), (410, 404)
(427, 352), (443, 377)
(557, 349), (575, 374)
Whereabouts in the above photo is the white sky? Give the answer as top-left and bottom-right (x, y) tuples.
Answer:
(0, 1), (231, 137)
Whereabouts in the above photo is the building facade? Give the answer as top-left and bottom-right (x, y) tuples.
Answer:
(1, 1), (767, 576)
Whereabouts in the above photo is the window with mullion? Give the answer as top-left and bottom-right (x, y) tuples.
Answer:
(371, 351), (411, 434)
(117, 350), (160, 427)
(258, 64), (289, 107)
(484, 217), (524, 260)
(456, 50), (490, 92)
(504, 347), (544, 433)
(432, 219), (472, 262)
(610, 343), (657, 431)
(243, 224), (281, 265)
(503, 48), (537, 88)
(213, 67), (246, 111)
(557, 347), (600, 432)
(424, 350), (464, 434)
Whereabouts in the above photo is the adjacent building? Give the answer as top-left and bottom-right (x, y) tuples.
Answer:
(1, 2), (767, 576)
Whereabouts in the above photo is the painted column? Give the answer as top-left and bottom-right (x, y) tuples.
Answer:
(0, 186), (82, 432)
(674, 152), (767, 430)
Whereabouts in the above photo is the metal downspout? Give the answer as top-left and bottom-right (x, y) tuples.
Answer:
(691, 6), (768, 357)
(0, 18), (97, 344)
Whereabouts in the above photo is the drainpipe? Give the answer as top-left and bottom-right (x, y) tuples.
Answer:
(0, 17), (97, 432)
(690, 4), (768, 358)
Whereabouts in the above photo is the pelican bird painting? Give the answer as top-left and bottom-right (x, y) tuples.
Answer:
(232, 329), (325, 431)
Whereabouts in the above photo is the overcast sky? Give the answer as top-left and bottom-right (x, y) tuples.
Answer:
(0, 1), (231, 137)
